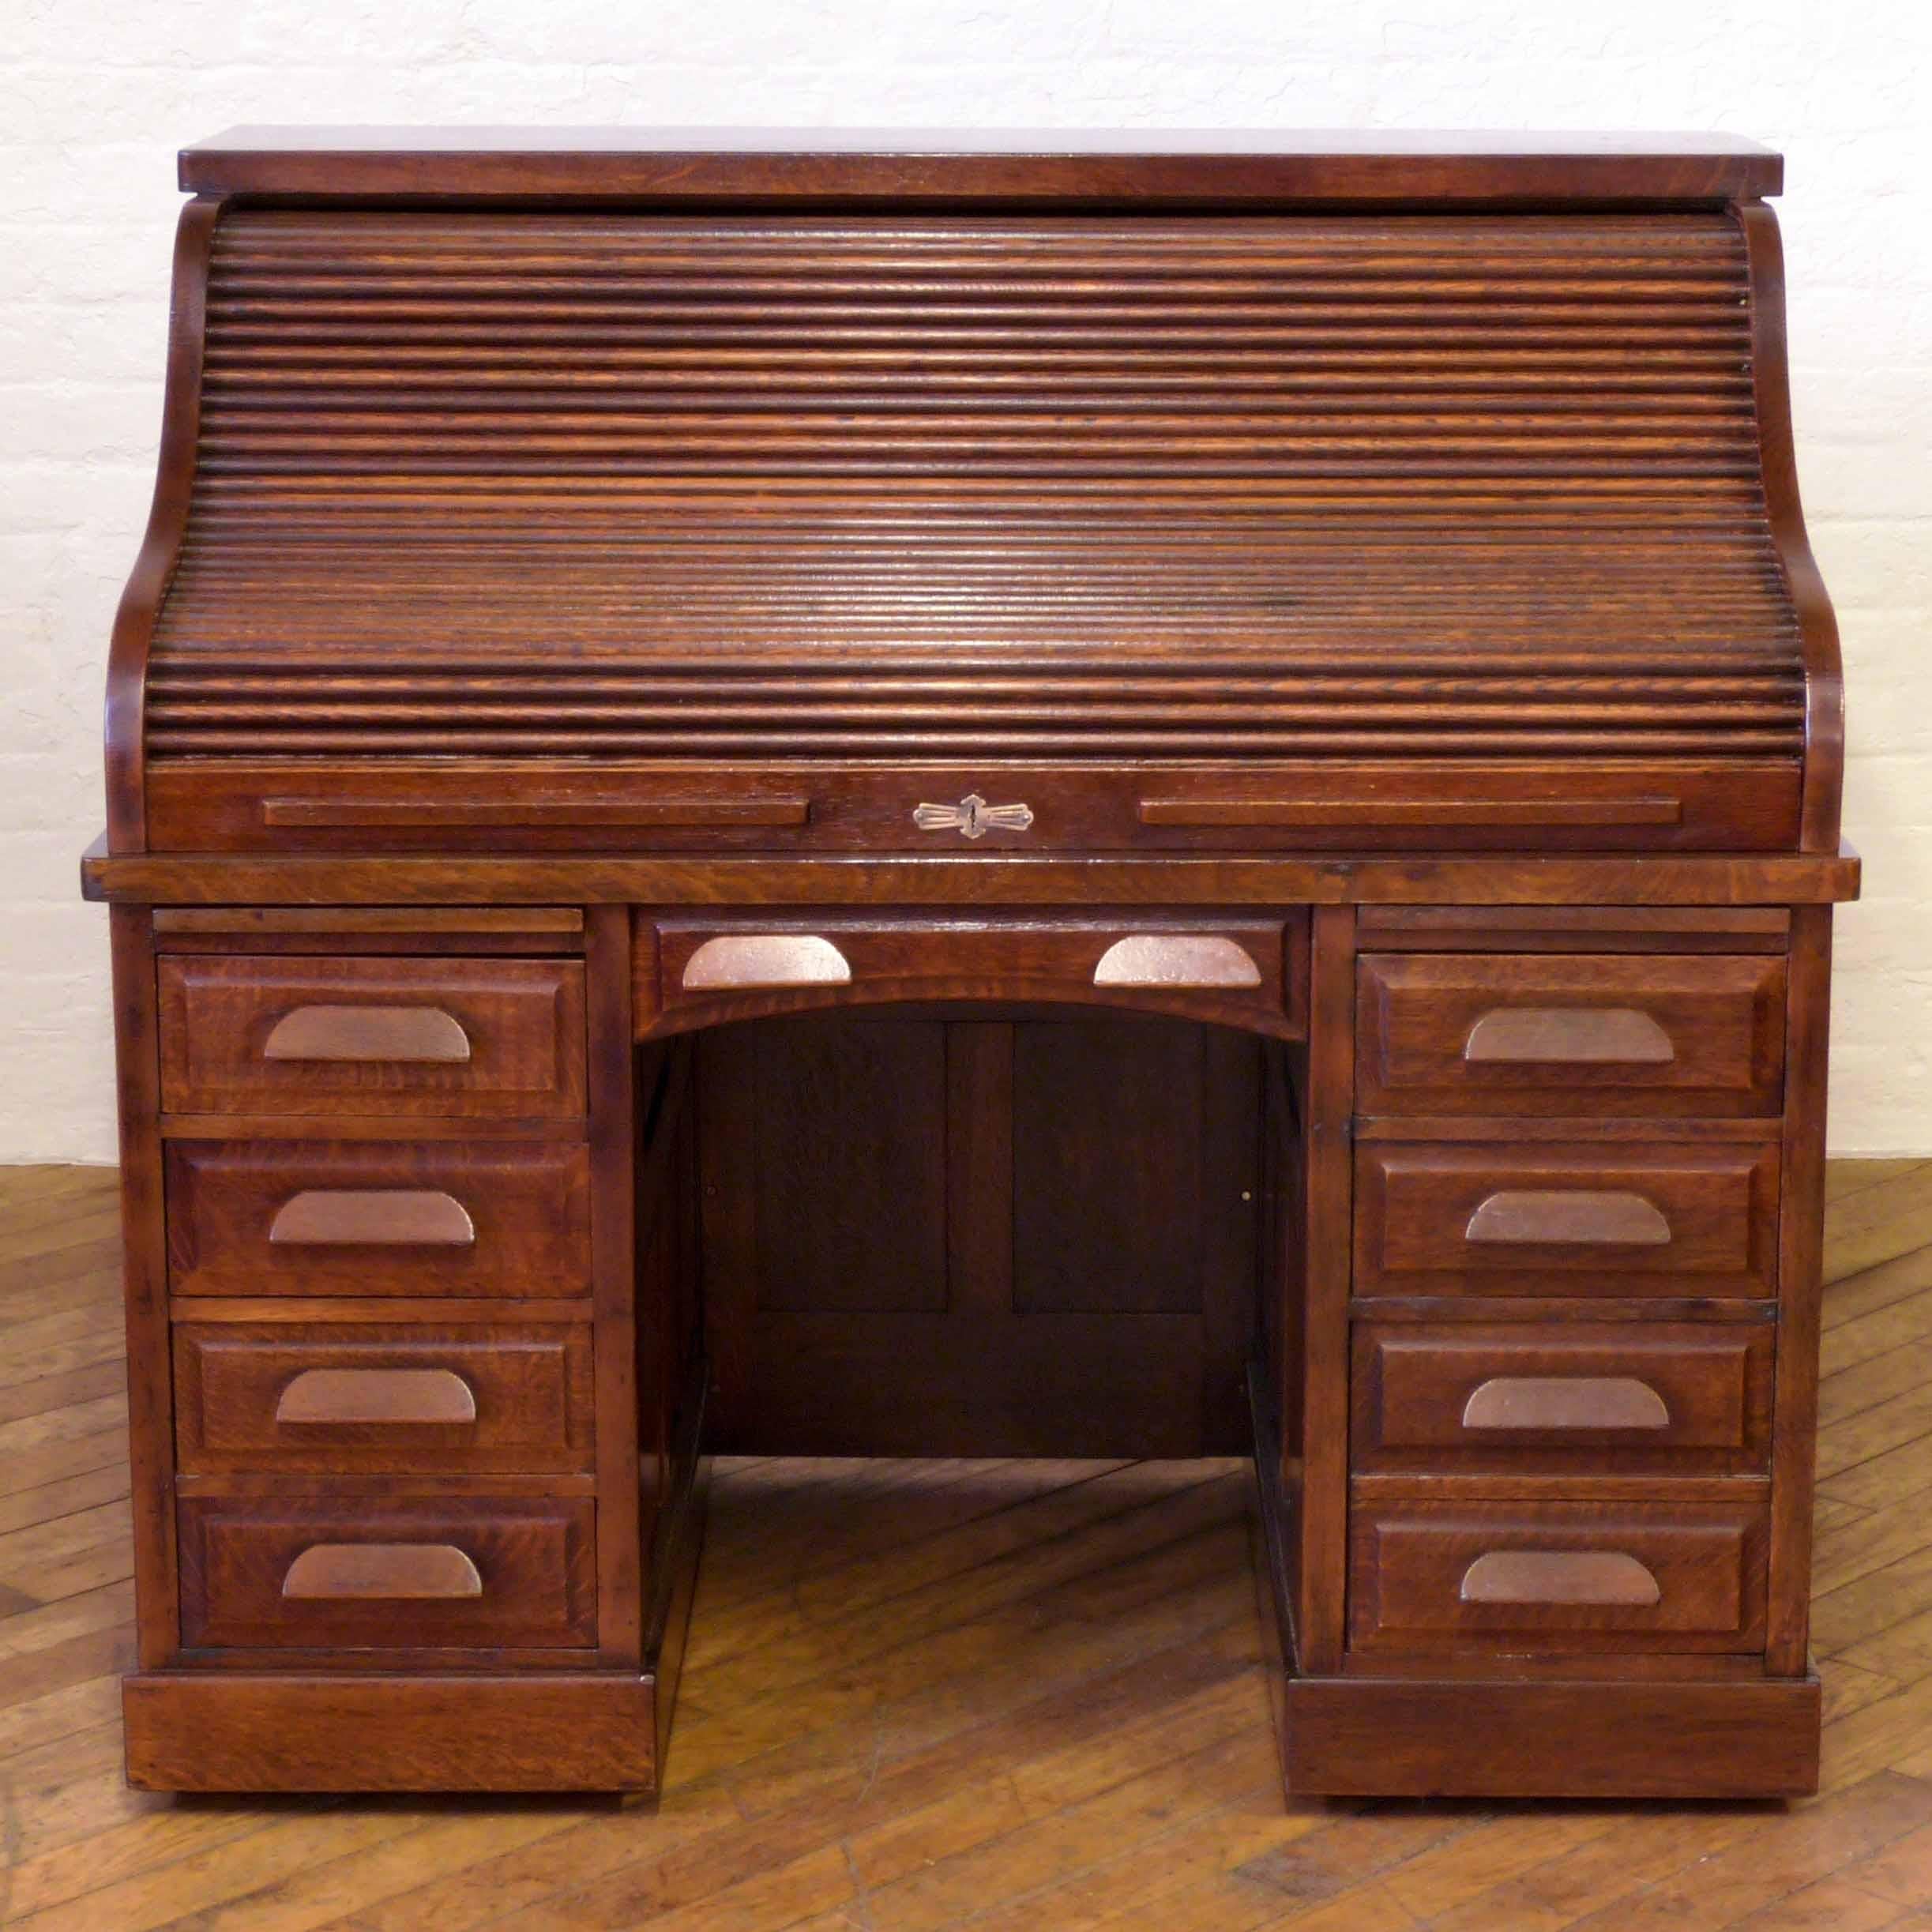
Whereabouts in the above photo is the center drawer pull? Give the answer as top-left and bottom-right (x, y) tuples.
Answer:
(681, 934), (853, 990)
(1092, 934), (1263, 989)
(274, 1368), (479, 1426)
(262, 1005), (472, 1064)
(1459, 1550), (1662, 1607)
(1465, 1189), (1673, 1247)
(1464, 1006), (1675, 1066)
(268, 1189), (477, 1248)
(280, 1543), (484, 1601)
(1461, 1375), (1671, 1432)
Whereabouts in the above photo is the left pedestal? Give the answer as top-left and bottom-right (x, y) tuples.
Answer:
(110, 904), (699, 1793)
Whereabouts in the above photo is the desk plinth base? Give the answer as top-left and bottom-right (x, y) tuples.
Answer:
(1275, 1673), (1820, 1801)
(1248, 1418), (1819, 1800)
(123, 1670), (665, 1794)
(124, 1456), (708, 1795)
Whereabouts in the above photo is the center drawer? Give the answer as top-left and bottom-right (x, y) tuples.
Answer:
(164, 1139), (592, 1299)
(174, 1322), (596, 1474)
(178, 1495), (596, 1652)
(644, 915), (1304, 1038)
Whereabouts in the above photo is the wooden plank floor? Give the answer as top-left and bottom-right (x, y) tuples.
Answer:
(6, 1163), (1932, 1928)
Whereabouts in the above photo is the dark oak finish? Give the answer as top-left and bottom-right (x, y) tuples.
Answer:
(178, 127), (1784, 201)
(1357, 952), (1787, 1118)
(164, 1138), (593, 1297)
(1354, 1139), (1781, 1298)
(1351, 1319), (1775, 1474)
(156, 955), (588, 1118)
(174, 1321), (596, 1472)
(178, 1494), (597, 1651)
(1348, 1498), (1768, 1652)
(87, 132), (1851, 1802)
(645, 913), (1304, 1040)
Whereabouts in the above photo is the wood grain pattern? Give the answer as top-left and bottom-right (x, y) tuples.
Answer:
(1351, 1318), (1774, 1473)
(1358, 950), (1787, 1116)
(165, 1138), (592, 1297)
(173, 1320), (595, 1472)
(177, 1494), (596, 1650)
(157, 955), (588, 1118)
(648, 915), (1302, 1040)
(146, 759), (1802, 856)
(122, 198), (1810, 857)
(80, 844), (1866, 907)
(1354, 1139), (1780, 1298)
(25, 1163), (1932, 1859)
(175, 128), (1784, 201)
(80, 135), (1857, 1807)
(1348, 1498), (1767, 1651)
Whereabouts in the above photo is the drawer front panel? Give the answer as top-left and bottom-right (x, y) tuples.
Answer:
(158, 956), (588, 1118)
(179, 1496), (596, 1651)
(1351, 1321), (1774, 1474)
(175, 1324), (595, 1474)
(647, 916), (1302, 1038)
(1357, 953), (1787, 1118)
(148, 758), (1802, 856)
(1355, 1142), (1779, 1299)
(166, 1140), (592, 1299)
(1349, 1501), (1766, 1652)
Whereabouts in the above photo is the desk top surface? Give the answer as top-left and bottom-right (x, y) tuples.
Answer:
(177, 128), (1784, 204)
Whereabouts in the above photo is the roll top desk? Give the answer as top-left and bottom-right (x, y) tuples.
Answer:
(84, 130), (1858, 1799)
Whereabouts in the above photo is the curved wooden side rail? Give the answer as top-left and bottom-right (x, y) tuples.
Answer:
(1459, 1550), (1662, 1607)
(1463, 1006), (1675, 1066)
(274, 1368), (479, 1426)
(105, 195), (222, 852)
(267, 1189), (477, 1247)
(1092, 934), (1263, 988)
(1464, 1189), (1674, 1247)
(1738, 197), (1845, 855)
(280, 1543), (484, 1600)
(1461, 1376), (1671, 1432)
(680, 934), (853, 990)
(261, 1005), (472, 1063)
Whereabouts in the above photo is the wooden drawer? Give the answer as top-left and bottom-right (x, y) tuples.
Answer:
(1356, 953), (1786, 1118)
(1354, 1141), (1779, 1299)
(1351, 1321), (1774, 1475)
(1348, 1501), (1767, 1653)
(149, 757), (1801, 856)
(165, 1140), (592, 1299)
(178, 1496), (596, 1652)
(157, 955), (587, 1119)
(175, 1323), (595, 1474)
(645, 915), (1303, 1039)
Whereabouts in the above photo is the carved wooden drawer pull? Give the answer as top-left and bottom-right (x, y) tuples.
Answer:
(1464, 1006), (1675, 1066)
(274, 1368), (479, 1426)
(1459, 1550), (1661, 1607)
(681, 934), (852, 990)
(280, 1543), (484, 1601)
(1465, 1189), (1673, 1246)
(1092, 934), (1263, 989)
(262, 1005), (472, 1063)
(1461, 1375), (1671, 1432)
(268, 1189), (477, 1248)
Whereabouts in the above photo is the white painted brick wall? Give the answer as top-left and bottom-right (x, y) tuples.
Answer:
(4, 0), (1926, 1160)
